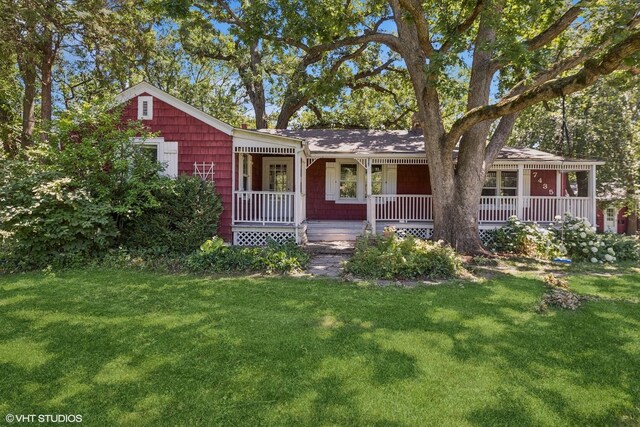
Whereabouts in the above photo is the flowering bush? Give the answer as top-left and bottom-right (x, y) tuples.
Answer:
(489, 216), (563, 259)
(550, 213), (615, 263)
(345, 233), (463, 280)
(600, 233), (640, 262)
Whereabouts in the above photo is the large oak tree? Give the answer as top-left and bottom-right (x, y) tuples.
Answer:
(335, 0), (640, 253)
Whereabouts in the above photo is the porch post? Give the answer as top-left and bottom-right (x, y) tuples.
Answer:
(517, 164), (524, 219)
(589, 164), (597, 225)
(294, 149), (301, 229)
(231, 148), (236, 226)
(366, 159), (374, 234)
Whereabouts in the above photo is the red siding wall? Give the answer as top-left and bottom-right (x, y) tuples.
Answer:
(121, 93), (233, 241)
(305, 162), (432, 220)
(397, 165), (431, 194)
(306, 159), (367, 220)
(530, 170), (556, 196)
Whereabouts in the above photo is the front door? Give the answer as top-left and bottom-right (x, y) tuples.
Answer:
(262, 158), (294, 222)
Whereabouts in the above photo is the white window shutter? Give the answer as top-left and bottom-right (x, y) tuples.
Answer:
(325, 162), (337, 200)
(384, 164), (397, 194)
(159, 141), (178, 178)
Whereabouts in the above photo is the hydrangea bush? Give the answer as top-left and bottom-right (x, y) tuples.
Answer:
(550, 213), (615, 263)
(490, 213), (621, 264)
(489, 216), (563, 259)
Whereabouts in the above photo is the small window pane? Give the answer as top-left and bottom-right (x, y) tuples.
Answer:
(142, 145), (158, 162)
(481, 188), (497, 197)
(371, 165), (383, 195)
(484, 171), (497, 188)
(340, 181), (357, 198)
(501, 188), (517, 196)
(501, 171), (518, 189)
(341, 164), (358, 181)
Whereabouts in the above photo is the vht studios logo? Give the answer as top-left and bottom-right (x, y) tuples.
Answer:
(5, 414), (83, 423)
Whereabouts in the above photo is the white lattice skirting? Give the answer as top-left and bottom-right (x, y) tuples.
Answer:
(396, 227), (434, 240)
(234, 231), (296, 246)
(479, 228), (496, 245)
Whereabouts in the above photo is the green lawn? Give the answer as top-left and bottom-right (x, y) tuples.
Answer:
(0, 269), (639, 426)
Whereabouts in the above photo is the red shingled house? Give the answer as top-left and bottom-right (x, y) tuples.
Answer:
(116, 82), (603, 245)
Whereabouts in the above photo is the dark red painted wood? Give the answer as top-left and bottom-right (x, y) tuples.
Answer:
(121, 93), (233, 241)
(530, 170), (556, 197)
(305, 159), (367, 220)
(397, 165), (432, 195)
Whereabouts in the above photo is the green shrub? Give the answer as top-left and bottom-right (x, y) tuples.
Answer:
(345, 234), (462, 280)
(600, 234), (640, 261)
(121, 176), (223, 253)
(0, 164), (117, 270)
(187, 238), (309, 274)
(550, 213), (615, 263)
(489, 216), (562, 259)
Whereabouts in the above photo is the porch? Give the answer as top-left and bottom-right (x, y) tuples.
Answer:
(230, 130), (600, 244)
(231, 131), (307, 245)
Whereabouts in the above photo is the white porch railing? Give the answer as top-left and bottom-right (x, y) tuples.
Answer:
(370, 195), (593, 224)
(523, 196), (591, 223)
(234, 191), (295, 224)
(373, 194), (433, 222)
(478, 196), (518, 222)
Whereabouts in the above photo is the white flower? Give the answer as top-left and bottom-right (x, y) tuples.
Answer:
(581, 242), (587, 247)
(554, 215), (562, 220)
(607, 248), (614, 255)
(580, 232), (587, 238)
(583, 248), (589, 253)
(591, 257), (598, 263)
(604, 254), (613, 262)
(591, 247), (598, 253)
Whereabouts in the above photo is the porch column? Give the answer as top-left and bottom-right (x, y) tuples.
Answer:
(517, 164), (524, 219)
(589, 164), (597, 225)
(366, 160), (374, 234)
(231, 149), (236, 226)
(294, 149), (302, 230)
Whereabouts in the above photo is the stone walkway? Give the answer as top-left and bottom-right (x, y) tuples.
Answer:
(304, 241), (354, 277)
(306, 254), (349, 277)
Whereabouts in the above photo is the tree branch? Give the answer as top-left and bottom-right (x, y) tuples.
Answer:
(447, 31), (640, 147)
(439, 0), (484, 53)
(525, 2), (584, 51)
(397, 0), (435, 56)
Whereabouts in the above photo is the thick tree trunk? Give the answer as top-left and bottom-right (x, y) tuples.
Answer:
(576, 171), (589, 197)
(20, 64), (37, 147)
(627, 211), (638, 235)
(40, 27), (54, 140)
(428, 145), (486, 254)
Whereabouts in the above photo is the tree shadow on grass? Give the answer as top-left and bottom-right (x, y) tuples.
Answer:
(0, 269), (638, 426)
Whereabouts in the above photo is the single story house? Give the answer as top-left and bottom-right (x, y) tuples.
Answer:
(116, 82), (604, 245)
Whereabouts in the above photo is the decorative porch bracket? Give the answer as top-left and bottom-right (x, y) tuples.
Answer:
(354, 158), (370, 169)
(306, 157), (318, 169)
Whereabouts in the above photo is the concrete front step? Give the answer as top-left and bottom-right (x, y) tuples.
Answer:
(304, 241), (355, 255)
(306, 220), (366, 242)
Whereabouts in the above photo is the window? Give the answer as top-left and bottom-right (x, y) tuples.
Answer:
(482, 171), (518, 197)
(606, 207), (616, 222)
(500, 171), (517, 196)
(482, 171), (497, 196)
(133, 138), (178, 178)
(371, 165), (383, 195)
(142, 144), (158, 162)
(137, 96), (153, 120)
(262, 158), (293, 192)
(339, 164), (358, 199)
(239, 154), (252, 191)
